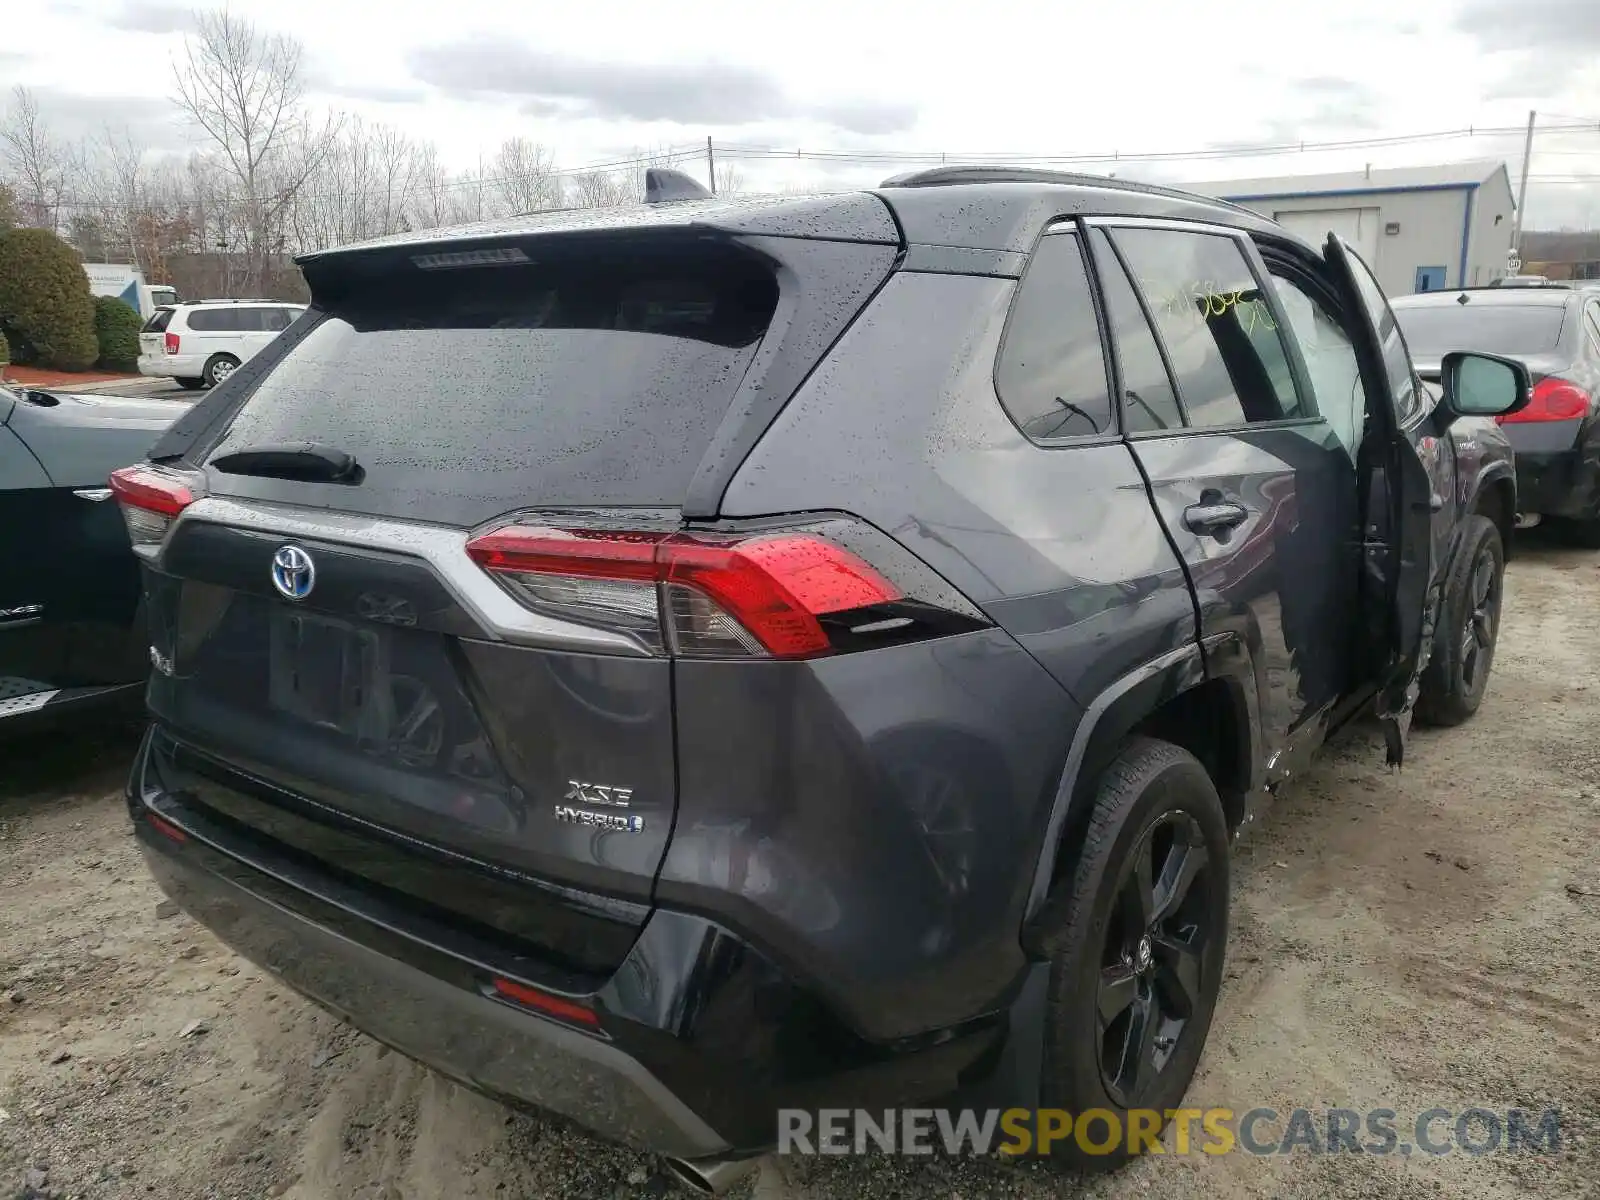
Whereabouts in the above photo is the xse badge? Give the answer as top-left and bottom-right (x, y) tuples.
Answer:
(554, 779), (643, 832)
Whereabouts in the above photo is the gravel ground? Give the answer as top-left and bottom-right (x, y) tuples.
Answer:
(2, 531), (1597, 1200)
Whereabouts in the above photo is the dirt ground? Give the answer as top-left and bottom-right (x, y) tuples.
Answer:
(3, 532), (1597, 1200)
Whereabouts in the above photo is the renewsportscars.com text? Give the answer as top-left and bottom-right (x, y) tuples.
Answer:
(777, 1107), (1562, 1158)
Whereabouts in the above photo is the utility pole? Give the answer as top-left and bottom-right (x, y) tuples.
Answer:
(706, 136), (716, 194)
(1511, 109), (1536, 267)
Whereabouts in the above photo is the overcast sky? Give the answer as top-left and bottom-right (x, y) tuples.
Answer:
(10, 0), (1600, 227)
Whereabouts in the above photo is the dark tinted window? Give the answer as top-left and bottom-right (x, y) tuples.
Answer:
(209, 244), (779, 522)
(187, 307), (242, 332)
(261, 307), (293, 331)
(996, 233), (1113, 440)
(143, 307), (174, 333)
(1113, 228), (1307, 428)
(1089, 231), (1183, 432)
(1393, 302), (1567, 359)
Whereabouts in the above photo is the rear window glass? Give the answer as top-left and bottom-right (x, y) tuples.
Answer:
(208, 245), (779, 521)
(996, 233), (1114, 441)
(1394, 303), (1567, 358)
(143, 308), (174, 333)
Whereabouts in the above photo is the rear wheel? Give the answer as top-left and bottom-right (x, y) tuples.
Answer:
(1033, 737), (1230, 1172)
(1416, 515), (1504, 726)
(202, 354), (239, 388)
(176, 377), (205, 390)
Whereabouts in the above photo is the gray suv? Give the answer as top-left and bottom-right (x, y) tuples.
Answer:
(115, 167), (1525, 1180)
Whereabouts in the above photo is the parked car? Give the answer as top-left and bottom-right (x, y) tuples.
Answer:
(1, 386), (179, 729)
(1488, 274), (1562, 288)
(116, 168), (1527, 1182)
(138, 299), (307, 390)
(1392, 286), (1600, 545)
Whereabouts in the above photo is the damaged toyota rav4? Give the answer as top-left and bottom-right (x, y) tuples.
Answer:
(117, 167), (1525, 1180)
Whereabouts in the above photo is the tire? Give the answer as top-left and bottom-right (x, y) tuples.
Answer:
(175, 377), (205, 391)
(1032, 736), (1231, 1172)
(202, 354), (240, 388)
(1415, 514), (1504, 727)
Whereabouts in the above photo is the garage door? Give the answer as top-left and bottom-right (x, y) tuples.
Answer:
(1271, 207), (1381, 268)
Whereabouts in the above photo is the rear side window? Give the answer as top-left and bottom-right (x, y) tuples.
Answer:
(209, 243), (780, 522)
(143, 308), (174, 334)
(187, 308), (242, 332)
(996, 233), (1114, 440)
(1112, 228), (1308, 429)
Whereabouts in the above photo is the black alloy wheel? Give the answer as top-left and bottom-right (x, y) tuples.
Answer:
(1096, 810), (1217, 1108)
(1417, 514), (1504, 726)
(1033, 736), (1232, 1172)
(1457, 542), (1500, 699)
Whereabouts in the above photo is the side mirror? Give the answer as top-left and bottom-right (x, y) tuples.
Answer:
(1439, 351), (1530, 422)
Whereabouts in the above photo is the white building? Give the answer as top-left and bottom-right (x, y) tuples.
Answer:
(1191, 162), (1517, 297)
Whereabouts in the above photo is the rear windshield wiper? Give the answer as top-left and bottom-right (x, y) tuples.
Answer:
(210, 442), (364, 484)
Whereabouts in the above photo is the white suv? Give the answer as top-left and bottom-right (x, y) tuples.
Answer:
(138, 300), (307, 389)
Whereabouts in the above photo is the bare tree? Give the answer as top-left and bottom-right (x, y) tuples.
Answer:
(77, 125), (152, 267)
(492, 137), (559, 214)
(288, 118), (424, 250)
(408, 141), (458, 230)
(566, 146), (688, 210)
(0, 86), (68, 230)
(714, 161), (745, 197)
(172, 9), (338, 292)
(567, 168), (632, 209)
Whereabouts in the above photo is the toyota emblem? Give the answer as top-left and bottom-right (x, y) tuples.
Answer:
(271, 545), (316, 601)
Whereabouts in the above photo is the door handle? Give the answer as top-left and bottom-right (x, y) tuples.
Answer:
(1183, 500), (1249, 537)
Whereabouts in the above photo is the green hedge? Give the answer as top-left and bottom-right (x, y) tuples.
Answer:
(0, 229), (98, 371)
(93, 294), (143, 372)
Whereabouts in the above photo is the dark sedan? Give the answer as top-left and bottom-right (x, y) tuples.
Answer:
(1, 386), (180, 728)
(1393, 287), (1600, 545)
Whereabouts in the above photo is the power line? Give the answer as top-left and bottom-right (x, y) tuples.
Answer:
(711, 121), (1600, 171)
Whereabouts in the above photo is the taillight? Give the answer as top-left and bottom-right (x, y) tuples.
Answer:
(145, 811), (188, 845)
(488, 977), (600, 1028)
(465, 518), (988, 659)
(108, 464), (202, 547)
(164, 331), (180, 355)
(1498, 377), (1591, 424)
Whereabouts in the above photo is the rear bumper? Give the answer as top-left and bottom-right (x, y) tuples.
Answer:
(128, 726), (1022, 1158)
(1515, 448), (1600, 519)
(138, 354), (204, 378)
(138, 838), (731, 1156)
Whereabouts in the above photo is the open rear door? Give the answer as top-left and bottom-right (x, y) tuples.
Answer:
(1322, 236), (1438, 765)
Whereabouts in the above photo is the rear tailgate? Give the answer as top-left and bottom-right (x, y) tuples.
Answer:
(131, 217), (898, 970)
(139, 307), (173, 359)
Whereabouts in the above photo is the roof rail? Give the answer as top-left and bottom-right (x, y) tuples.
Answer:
(644, 167), (713, 204)
(877, 164), (1262, 217)
(191, 297), (282, 304)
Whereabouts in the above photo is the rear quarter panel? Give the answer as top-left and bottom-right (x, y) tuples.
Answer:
(696, 270), (1201, 1036)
